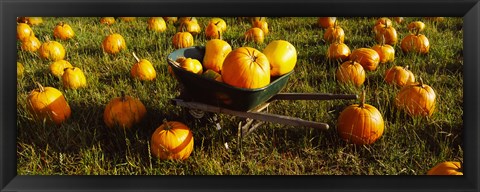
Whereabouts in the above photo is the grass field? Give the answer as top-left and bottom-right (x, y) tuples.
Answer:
(16, 17), (463, 175)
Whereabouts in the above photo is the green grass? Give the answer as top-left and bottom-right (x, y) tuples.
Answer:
(16, 17), (463, 175)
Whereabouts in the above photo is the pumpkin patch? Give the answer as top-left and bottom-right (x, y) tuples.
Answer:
(15, 17), (463, 176)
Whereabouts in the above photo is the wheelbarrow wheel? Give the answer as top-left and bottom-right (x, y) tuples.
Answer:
(188, 108), (205, 119)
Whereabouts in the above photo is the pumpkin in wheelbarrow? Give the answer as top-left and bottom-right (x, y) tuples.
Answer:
(263, 40), (297, 77)
(222, 47), (270, 89)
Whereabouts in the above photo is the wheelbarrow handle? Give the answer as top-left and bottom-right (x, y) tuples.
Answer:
(269, 93), (358, 101)
(171, 99), (329, 130)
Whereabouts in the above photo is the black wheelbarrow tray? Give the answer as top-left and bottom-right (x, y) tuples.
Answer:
(167, 46), (358, 131)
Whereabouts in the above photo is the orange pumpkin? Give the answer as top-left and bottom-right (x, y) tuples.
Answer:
(62, 67), (87, 89)
(103, 92), (147, 129)
(203, 39), (232, 73)
(374, 25), (398, 45)
(17, 23), (34, 41)
(262, 40), (297, 76)
(38, 40), (66, 61)
(337, 91), (384, 145)
(317, 17), (336, 28)
(394, 17), (404, 24)
(244, 27), (264, 44)
(53, 22), (75, 40)
(49, 59), (73, 77)
(222, 47), (270, 89)
(20, 35), (41, 52)
(179, 17), (198, 24)
(27, 82), (71, 125)
(163, 17), (178, 24)
(324, 23), (345, 43)
(150, 121), (194, 160)
(427, 161), (463, 175)
(147, 17), (167, 32)
(102, 33), (126, 54)
(335, 60), (365, 87)
(178, 20), (201, 35)
(131, 52), (156, 81)
(373, 17), (392, 34)
(350, 48), (380, 71)
(400, 31), (430, 54)
(176, 57), (203, 75)
(327, 41), (351, 61)
(205, 21), (222, 40)
(384, 65), (415, 87)
(252, 19), (269, 35)
(172, 31), (194, 49)
(100, 17), (115, 25)
(395, 78), (436, 117)
(371, 37), (395, 64)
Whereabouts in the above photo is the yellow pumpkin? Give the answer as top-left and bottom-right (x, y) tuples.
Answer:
(53, 22), (75, 40)
(262, 40), (297, 76)
(17, 23), (34, 41)
(427, 161), (463, 175)
(130, 52), (156, 81)
(202, 69), (223, 82)
(373, 17), (392, 34)
(209, 17), (227, 32)
(20, 35), (41, 52)
(103, 93), (147, 129)
(335, 60), (366, 87)
(172, 31), (194, 49)
(27, 82), (71, 125)
(25, 17), (43, 26)
(49, 59), (73, 77)
(337, 91), (384, 145)
(350, 48), (380, 71)
(244, 27), (264, 44)
(384, 65), (415, 87)
(203, 39), (232, 73)
(38, 40), (66, 61)
(222, 47), (270, 89)
(102, 33), (127, 54)
(62, 67), (87, 89)
(395, 78), (436, 117)
(176, 57), (203, 74)
(407, 21), (426, 32)
(147, 17), (167, 32)
(100, 17), (115, 25)
(150, 121), (194, 160)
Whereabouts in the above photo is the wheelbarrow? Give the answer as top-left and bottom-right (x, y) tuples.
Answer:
(167, 46), (358, 137)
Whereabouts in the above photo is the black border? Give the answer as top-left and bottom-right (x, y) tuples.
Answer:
(2, 0), (479, 191)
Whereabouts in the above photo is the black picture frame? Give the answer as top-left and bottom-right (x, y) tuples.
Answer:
(2, 0), (479, 191)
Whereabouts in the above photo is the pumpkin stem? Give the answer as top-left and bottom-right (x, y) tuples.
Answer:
(132, 52), (140, 62)
(108, 27), (114, 35)
(415, 28), (420, 36)
(419, 77), (424, 87)
(360, 89), (366, 108)
(405, 65), (409, 70)
(120, 91), (127, 102)
(218, 30), (222, 40)
(162, 119), (172, 130)
(35, 81), (45, 92)
(381, 34), (386, 46)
